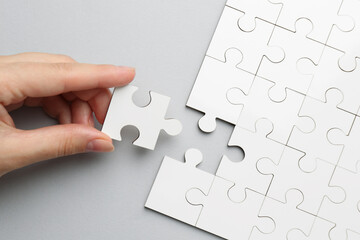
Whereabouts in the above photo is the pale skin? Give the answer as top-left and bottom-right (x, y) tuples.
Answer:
(0, 52), (135, 177)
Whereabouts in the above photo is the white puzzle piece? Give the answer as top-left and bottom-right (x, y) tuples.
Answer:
(250, 190), (314, 240)
(145, 149), (214, 226)
(271, 0), (353, 43)
(216, 119), (284, 202)
(327, 116), (360, 172)
(186, 48), (255, 133)
(302, 46), (360, 115)
(102, 85), (182, 150)
(327, 0), (360, 72)
(287, 216), (335, 240)
(226, 0), (281, 32)
(206, 6), (284, 74)
(186, 177), (274, 240)
(318, 164), (360, 239)
(227, 76), (310, 144)
(257, 19), (324, 101)
(257, 146), (345, 215)
(287, 89), (354, 170)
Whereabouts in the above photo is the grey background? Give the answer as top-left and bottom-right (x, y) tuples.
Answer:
(0, 1), (245, 239)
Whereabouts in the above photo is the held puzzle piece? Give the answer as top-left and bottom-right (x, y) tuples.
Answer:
(146, 0), (360, 239)
(102, 85), (182, 150)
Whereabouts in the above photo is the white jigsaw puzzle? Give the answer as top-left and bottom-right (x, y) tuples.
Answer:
(146, 0), (360, 239)
(102, 85), (182, 150)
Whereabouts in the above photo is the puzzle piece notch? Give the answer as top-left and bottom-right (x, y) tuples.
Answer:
(145, 148), (214, 226)
(258, 18), (324, 102)
(318, 163), (360, 239)
(102, 85), (182, 150)
(186, 177), (275, 240)
(206, 6), (284, 74)
(186, 48), (254, 133)
(257, 146), (345, 215)
(288, 88), (354, 170)
(226, 76), (309, 144)
(250, 189), (314, 239)
(216, 118), (284, 202)
(226, 0), (282, 32)
(271, 0), (353, 43)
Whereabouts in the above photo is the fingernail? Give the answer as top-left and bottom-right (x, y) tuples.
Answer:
(86, 139), (114, 153)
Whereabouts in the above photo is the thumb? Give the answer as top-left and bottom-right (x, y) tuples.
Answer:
(0, 124), (114, 175)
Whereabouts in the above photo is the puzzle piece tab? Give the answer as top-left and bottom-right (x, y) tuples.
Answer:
(145, 149), (214, 225)
(102, 85), (182, 150)
(186, 177), (274, 240)
(186, 48), (254, 133)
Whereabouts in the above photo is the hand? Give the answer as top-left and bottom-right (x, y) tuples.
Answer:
(0, 52), (135, 177)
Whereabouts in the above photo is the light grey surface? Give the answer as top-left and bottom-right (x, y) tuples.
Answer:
(0, 1), (245, 239)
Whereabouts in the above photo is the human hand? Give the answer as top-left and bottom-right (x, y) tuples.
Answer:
(0, 52), (135, 177)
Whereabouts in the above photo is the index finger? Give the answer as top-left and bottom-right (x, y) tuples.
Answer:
(0, 62), (135, 104)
